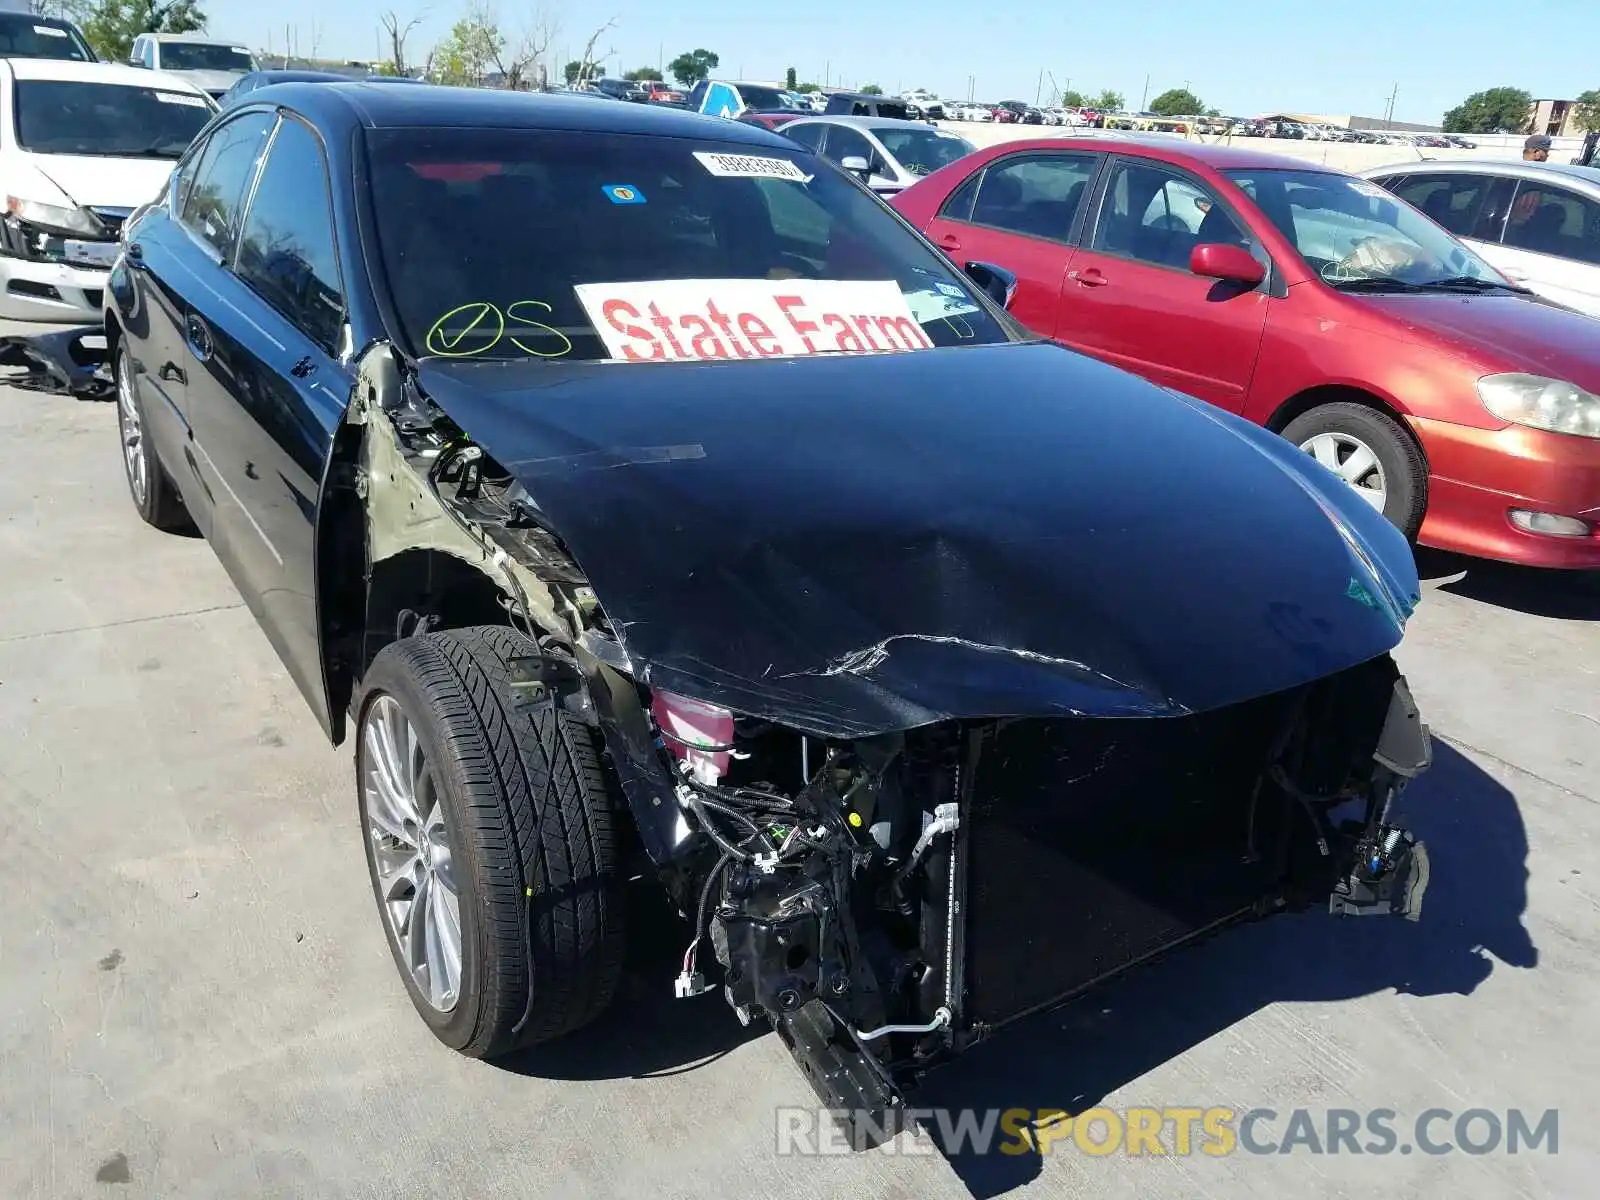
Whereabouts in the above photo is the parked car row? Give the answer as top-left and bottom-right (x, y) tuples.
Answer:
(1230, 118), (1477, 147)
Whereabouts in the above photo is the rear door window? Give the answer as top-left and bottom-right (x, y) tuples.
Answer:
(179, 111), (275, 260)
(970, 153), (1099, 242)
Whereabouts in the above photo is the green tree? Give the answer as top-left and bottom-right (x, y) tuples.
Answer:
(860, 83), (883, 95)
(76, 0), (206, 63)
(795, 81), (819, 93)
(1442, 86), (1533, 133)
(1149, 87), (1203, 117)
(1060, 88), (1087, 107)
(667, 47), (718, 88)
(622, 65), (662, 82)
(563, 59), (601, 85)
(1090, 89), (1124, 111)
(785, 65), (797, 91)
(431, 11), (502, 87)
(1573, 89), (1600, 132)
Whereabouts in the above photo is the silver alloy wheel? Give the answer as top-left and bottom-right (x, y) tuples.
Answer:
(361, 694), (463, 1013)
(1300, 431), (1387, 512)
(115, 349), (147, 507)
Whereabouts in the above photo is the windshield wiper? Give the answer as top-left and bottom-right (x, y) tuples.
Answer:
(1416, 275), (1533, 294)
(1329, 276), (1430, 293)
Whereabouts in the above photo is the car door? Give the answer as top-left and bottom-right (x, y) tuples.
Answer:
(134, 109), (279, 540)
(1054, 156), (1270, 410)
(1494, 181), (1600, 317)
(184, 112), (354, 731)
(921, 151), (1103, 337)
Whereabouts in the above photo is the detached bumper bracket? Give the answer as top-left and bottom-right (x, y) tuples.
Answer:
(1329, 832), (1430, 921)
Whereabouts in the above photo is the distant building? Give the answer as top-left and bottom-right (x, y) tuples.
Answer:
(1528, 99), (1585, 138)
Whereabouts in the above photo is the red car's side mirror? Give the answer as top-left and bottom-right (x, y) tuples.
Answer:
(1190, 243), (1266, 288)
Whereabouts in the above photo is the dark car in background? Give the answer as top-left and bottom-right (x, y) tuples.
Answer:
(67, 83), (1434, 1141)
(0, 10), (96, 61)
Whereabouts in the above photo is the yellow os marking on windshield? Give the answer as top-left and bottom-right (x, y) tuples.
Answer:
(506, 300), (574, 358)
(426, 301), (504, 357)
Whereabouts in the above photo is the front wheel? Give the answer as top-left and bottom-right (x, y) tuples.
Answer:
(1282, 402), (1427, 538)
(356, 626), (626, 1058)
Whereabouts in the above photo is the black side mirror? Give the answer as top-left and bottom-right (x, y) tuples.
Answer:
(964, 260), (1017, 309)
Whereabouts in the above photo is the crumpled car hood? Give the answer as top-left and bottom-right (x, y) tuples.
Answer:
(418, 342), (1420, 737)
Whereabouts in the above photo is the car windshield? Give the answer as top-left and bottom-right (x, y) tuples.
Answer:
(13, 80), (212, 157)
(739, 85), (803, 111)
(1225, 167), (1508, 289)
(159, 42), (255, 72)
(874, 127), (973, 176)
(0, 15), (95, 60)
(366, 127), (1011, 362)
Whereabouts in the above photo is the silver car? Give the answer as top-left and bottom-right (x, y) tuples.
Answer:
(779, 116), (976, 196)
(1362, 159), (1600, 318)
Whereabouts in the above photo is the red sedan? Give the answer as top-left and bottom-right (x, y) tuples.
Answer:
(891, 137), (1600, 569)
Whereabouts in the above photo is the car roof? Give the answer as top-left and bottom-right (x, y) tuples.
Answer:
(1, 57), (209, 94)
(1362, 158), (1600, 193)
(149, 32), (246, 44)
(992, 134), (1348, 173)
(244, 81), (797, 145)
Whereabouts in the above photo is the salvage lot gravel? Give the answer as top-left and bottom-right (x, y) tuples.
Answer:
(2, 316), (1597, 1199)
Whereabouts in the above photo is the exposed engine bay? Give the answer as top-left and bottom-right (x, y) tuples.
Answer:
(640, 662), (1431, 1130)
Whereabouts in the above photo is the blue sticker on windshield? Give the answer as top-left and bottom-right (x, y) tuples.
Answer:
(935, 282), (968, 298)
(602, 184), (646, 205)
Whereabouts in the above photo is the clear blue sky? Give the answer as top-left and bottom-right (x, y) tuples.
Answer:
(209, 0), (1594, 124)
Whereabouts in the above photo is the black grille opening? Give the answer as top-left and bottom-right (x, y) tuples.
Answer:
(960, 658), (1395, 1029)
(8, 280), (61, 300)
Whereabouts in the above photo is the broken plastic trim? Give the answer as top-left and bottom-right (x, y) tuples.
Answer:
(0, 325), (111, 401)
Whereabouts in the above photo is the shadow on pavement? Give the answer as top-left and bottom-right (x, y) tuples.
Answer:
(916, 740), (1534, 1197)
(1417, 549), (1599, 620)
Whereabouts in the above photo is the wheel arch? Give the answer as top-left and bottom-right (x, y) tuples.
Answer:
(1264, 383), (1430, 471)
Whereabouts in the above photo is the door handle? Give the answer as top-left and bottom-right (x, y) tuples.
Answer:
(937, 233), (963, 252)
(185, 313), (213, 361)
(1072, 268), (1109, 288)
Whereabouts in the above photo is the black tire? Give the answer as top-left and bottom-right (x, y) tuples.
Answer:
(115, 339), (189, 532)
(1281, 402), (1427, 538)
(355, 625), (626, 1058)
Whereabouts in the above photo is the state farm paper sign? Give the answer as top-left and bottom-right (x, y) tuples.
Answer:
(573, 278), (934, 362)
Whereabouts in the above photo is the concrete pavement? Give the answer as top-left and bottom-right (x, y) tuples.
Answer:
(1, 318), (1595, 1199)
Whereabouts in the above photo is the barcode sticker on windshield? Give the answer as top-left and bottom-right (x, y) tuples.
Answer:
(155, 92), (209, 107)
(693, 152), (812, 183)
(34, 25), (68, 36)
(1349, 181), (1390, 199)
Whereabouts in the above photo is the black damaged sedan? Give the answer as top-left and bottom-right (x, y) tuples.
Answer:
(90, 83), (1432, 1138)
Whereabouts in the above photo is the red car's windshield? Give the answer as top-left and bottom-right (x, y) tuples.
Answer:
(1225, 168), (1508, 290)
